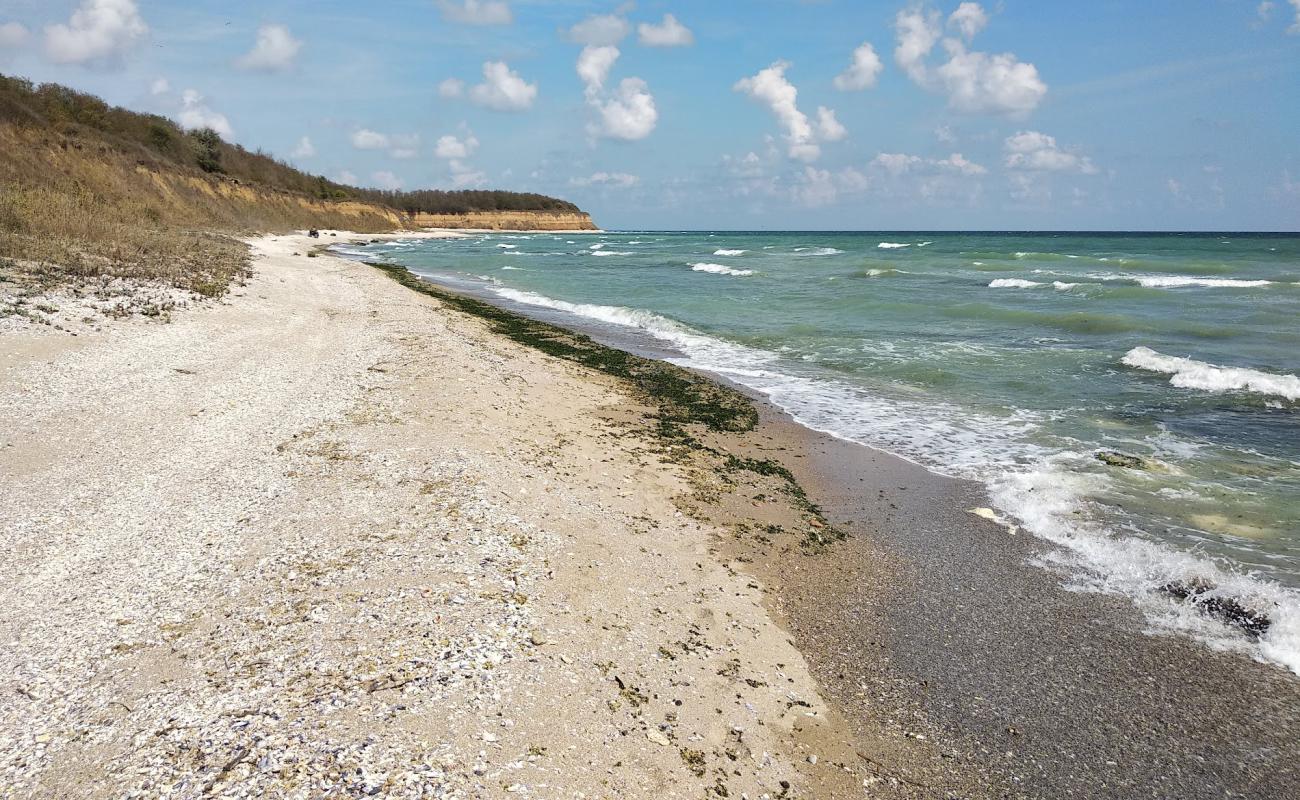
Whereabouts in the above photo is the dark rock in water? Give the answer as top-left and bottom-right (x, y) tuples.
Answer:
(1161, 579), (1272, 639)
(1096, 450), (1147, 469)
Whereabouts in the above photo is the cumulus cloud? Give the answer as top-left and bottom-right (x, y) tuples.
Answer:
(792, 166), (872, 208)
(834, 42), (884, 91)
(387, 134), (421, 160)
(468, 61), (537, 111)
(44, 0), (147, 66)
(815, 106), (847, 141)
(350, 129), (391, 150)
(177, 89), (233, 139)
(436, 0), (512, 25)
(438, 78), (465, 98)
(0, 22), (29, 52)
(948, 2), (988, 40)
(570, 171), (640, 188)
(335, 170), (358, 185)
(235, 24), (301, 72)
(735, 61), (843, 162)
(870, 151), (987, 176)
(576, 45), (657, 141)
(447, 159), (487, 187)
(291, 136), (316, 159)
(1003, 131), (1097, 173)
(590, 77), (658, 141)
(371, 170), (403, 191)
(1290, 0), (1300, 33)
(577, 45), (620, 97)
(149, 77), (169, 95)
(638, 14), (693, 47)
(893, 4), (1046, 115)
(567, 13), (630, 46)
(434, 132), (479, 159)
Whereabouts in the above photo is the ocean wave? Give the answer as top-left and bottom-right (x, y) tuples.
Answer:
(590, 251), (634, 257)
(713, 249), (748, 256)
(496, 244), (517, 249)
(588, 243), (606, 250)
(878, 242), (911, 249)
(989, 278), (1044, 288)
(864, 268), (906, 277)
(691, 263), (754, 277)
(481, 283), (1300, 673)
(795, 247), (845, 255)
(1133, 276), (1273, 289)
(1122, 347), (1300, 402)
(501, 266), (523, 271)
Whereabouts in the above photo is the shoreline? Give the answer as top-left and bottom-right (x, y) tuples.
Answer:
(3, 232), (1297, 797)
(365, 249), (1300, 798)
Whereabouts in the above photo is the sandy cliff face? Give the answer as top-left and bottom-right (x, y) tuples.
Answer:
(408, 210), (598, 231)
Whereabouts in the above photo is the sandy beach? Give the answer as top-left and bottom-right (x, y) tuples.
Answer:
(0, 233), (881, 798)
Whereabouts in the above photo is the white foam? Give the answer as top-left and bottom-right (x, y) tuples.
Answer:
(878, 242), (910, 249)
(496, 244), (517, 249)
(988, 278), (1043, 288)
(713, 249), (748, 256)
(1052, 281), (1080, 290)
(1133, 276), (1273, 289)
(591, 250), (634, 257)
(501, 266), (523, 271)
(1122, 347), (1300, 402)
(588, 243), (606, 250)
(865, 268), (906, 277)
(691, 263), (754, 277)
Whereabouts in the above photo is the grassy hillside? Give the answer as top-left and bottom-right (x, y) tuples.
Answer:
(0, 74), (581, 295)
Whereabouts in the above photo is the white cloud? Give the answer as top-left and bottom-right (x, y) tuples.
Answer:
(792, 166), (872, 207)
(892, 5), (1046, 115)
(1258, 1), (1275, 22)
(351, 129), (391, 150)
(735, 61), (842, 162)
(177, 89), (233, 140)
(870, 151), (986, 176)
(1290, 0), (1300, 33)
(1166, 178), (1183, 198)
(0, 22), (29, 51)
(435, 132), (479, 159)
(436, 0), (512, 25)
(567, 13), (630, 46)
(1003, 131), (1097, 173)
(816, 107), (847, 141)
(387, 134), (421, 160)
(149, 77), (169, 96)
(438, 78), (465, 98)
(948, 2), (988, 40)
(447, 159), (486, 187)
(235, 24), (301, 72)
(44, 0), (147, 66)
(590, 77), (658, 141)
(577, 45), (620, 97)
(468, 61), (537, 111)
(935, 124), (956, 143)
(935, 152), (987, 175)
(576, 45), (657, 141)
(371, 171), (403, 191)
(638, 14), (693, 47)
(570, 171), (640, 188)
(291, 136), (316, 159)
(335, 170), (358, 185)
(834, 42), (883, 91)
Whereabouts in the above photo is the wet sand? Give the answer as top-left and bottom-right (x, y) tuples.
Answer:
(747, 404), (1300, 799)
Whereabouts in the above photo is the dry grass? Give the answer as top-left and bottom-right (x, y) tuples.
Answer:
(0, 124), (399, 296)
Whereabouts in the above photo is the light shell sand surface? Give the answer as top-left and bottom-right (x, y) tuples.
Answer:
(0, 234), (864, 798)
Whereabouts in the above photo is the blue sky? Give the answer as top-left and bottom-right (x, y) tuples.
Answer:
(1, 0), (1297, 230)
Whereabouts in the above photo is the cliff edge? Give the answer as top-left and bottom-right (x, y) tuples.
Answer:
(409, 210), (599, 231)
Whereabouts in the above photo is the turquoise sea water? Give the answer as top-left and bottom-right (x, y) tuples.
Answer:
(338, 231), (1300, 671)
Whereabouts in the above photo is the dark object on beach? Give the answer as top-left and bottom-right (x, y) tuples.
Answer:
(308, 229), (320, 238)
(1161, 578), (1272, 638)
(1096, 450), (1146, 469)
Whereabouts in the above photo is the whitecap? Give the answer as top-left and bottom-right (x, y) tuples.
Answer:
(1052, 281), (1080, 290)
(590, 250), (634, 257)
(691, 263), (754, 277)
(1134, 276), (1272, 289)
(988, 278), (1043, 288)
(878, 242), (910, 249)
(714, 249), (748, 256)
(1122, 347), (1300, 401)
(496, 244), (517, 249)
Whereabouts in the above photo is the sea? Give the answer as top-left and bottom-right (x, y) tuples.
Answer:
(335, 231), (1300, 673)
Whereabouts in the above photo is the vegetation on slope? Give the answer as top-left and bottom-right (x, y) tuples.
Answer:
(0, 74), (581, 295)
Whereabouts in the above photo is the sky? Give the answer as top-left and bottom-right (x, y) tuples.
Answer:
(0, 0), (1298, 231)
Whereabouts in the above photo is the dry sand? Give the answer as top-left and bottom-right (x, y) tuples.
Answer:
(0, 233), (872, 798)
